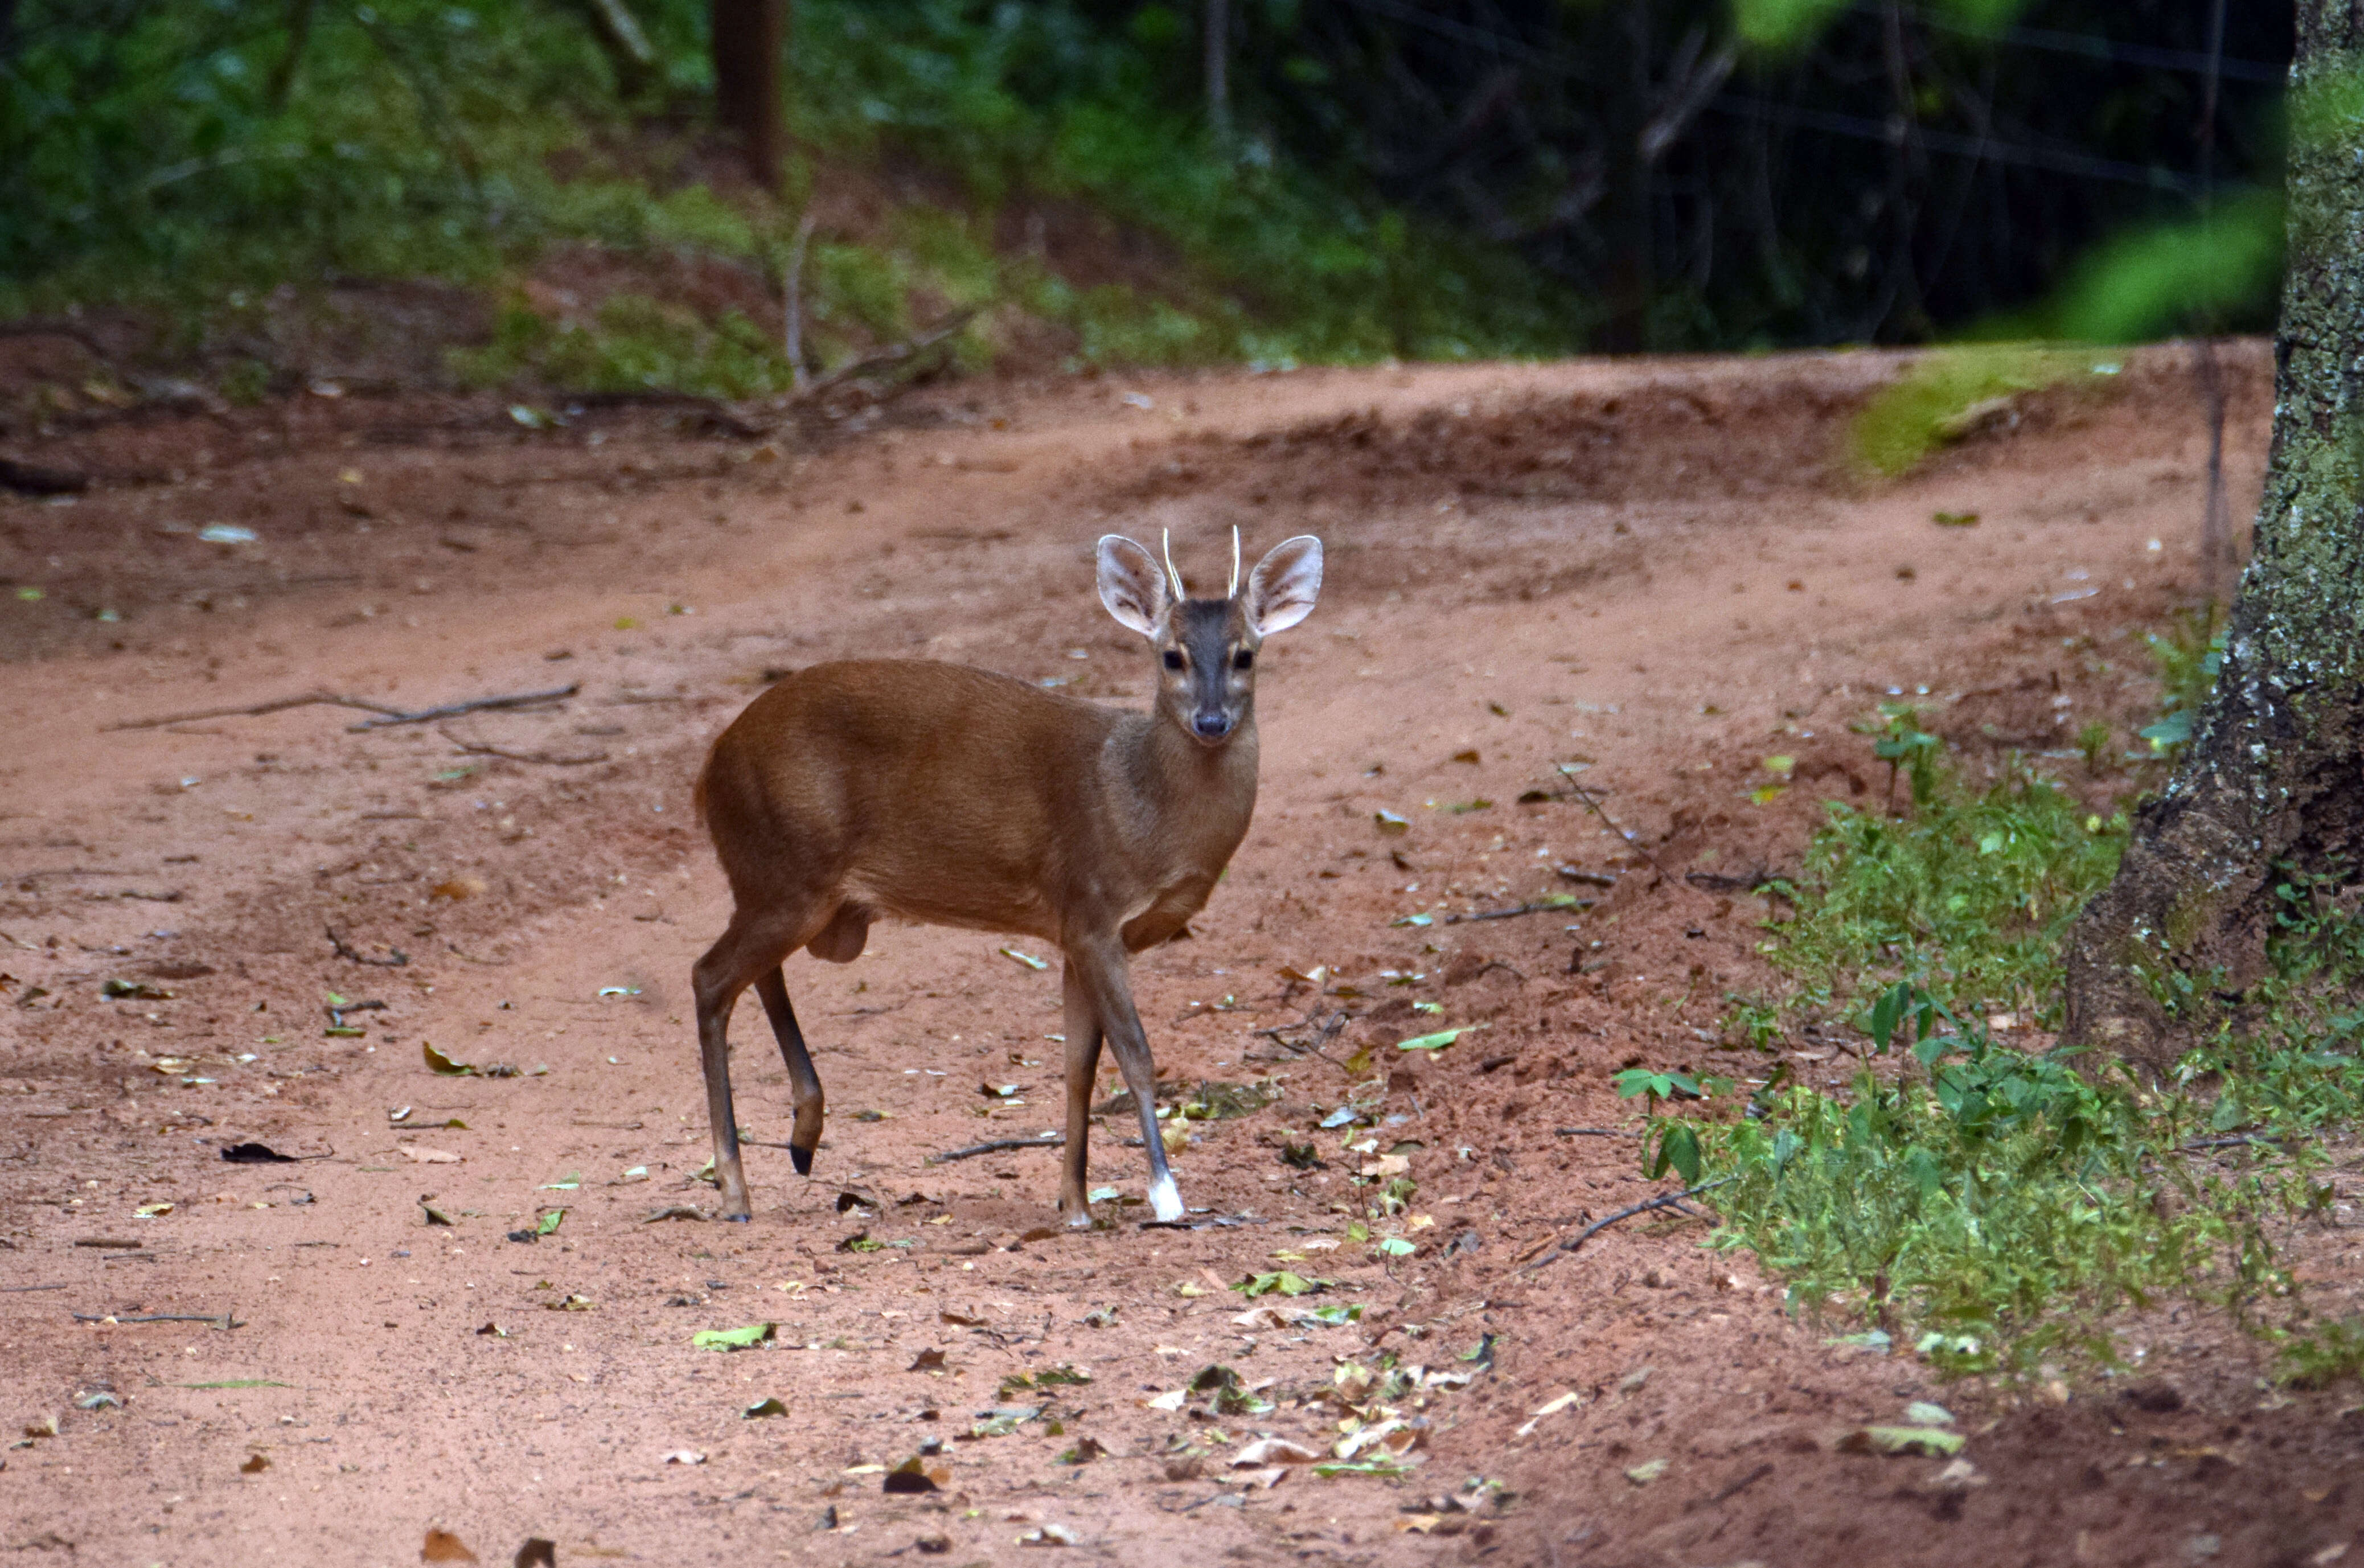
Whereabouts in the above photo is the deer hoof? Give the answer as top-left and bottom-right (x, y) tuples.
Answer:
(790, 1144), (815, 1176)
(1148, 1173), (1183, 1224)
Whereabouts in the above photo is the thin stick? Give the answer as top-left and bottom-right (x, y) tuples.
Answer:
(105, 691), (402, 733)
(1554, 765), (1686, 886)
(1, 1284), (68, 1292)
(929, 1135), (1064, 1164)
(71, 1311), (244, 1327)
(438, 724), (609, 767)
(326, 926), (408, 968)
(1553, 1127), (1640, 1138)
(347, 683), (579, 730)
(800, 309), (979, 400)
(1444, 899), (1594, 925)
(1518, 1177), (1733, 1274)
(783, 210), (818, 394)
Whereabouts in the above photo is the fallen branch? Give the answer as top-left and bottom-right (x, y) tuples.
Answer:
(1553, 1127), (1641, 1138)
(438, 724), (609, 767)
(326, 926), (408, 967)
(929, 1134), (1064, 1164)
(71, 1310), (244, 1328)
(347, 682), (578, 730)
(1518, 1177), (1733, 1274)
(104, 690), (402, 733)
(802, 308), (979, 399)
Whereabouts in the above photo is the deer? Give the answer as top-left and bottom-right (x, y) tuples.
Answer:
(690, 529), (1324, 1226)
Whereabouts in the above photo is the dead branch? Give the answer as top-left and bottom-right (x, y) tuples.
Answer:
(104, 690), (401, 732)
(1553, 1127), (1641, 1138)
(782, 210), (818, 393)
(1518, 1177), (1731, 1273)
(1443, 898), (1594, 925)
(326, 926), (408, 967)
(802, 308), (979, 399)
(347, 682), (579, 730)
(928, 1134), (1064, 1164)
(437, 723), (609, 767)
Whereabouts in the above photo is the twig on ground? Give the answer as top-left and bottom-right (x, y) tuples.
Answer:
(1705, 1462), (1776, 1507)
(1685, 867), (1781, 894)
(437, 724), (609, 767)
(105, 691), (403, 733)
(326, 926), (408, 967)
(347, 683), (579, 730)
(928, 1135), (1064, 1164)
(1, 1284), (68, 1292)
(71, 1310), (244, 1328)
(1518, 1177), (1734, 1274)
(801, 309), (979, 399)
(1552, 766), (1694, 889)
(1444, 900), (1594, 925)
(1554, 1127), (1641, 1138)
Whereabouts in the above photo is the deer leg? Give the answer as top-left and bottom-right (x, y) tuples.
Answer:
(1057, 961), (1106, 1226)
(692, 904), (825, 1221)
(754, 968), (824, 1176)
(1066, 939), (1181, 1222)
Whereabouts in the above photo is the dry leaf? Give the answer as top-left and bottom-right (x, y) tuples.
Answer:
(420, 1529), (479, 1563)
(1233, 1438), (1322, 1467)
(400, 1145), (462, 1164)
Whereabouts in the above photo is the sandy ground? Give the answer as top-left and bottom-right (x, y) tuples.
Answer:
(6, 341), (2363, 1568)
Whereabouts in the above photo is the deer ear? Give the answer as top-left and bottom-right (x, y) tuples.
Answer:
(1245, 535), (1323, 636)
(1096, 535), (1169, 637)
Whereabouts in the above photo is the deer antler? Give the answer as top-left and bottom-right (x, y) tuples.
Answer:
(1161, 529), (1187, 600)
(1229, 526), (1241, 598)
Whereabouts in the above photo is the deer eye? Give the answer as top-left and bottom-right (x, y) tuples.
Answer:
(1163, 649), (1185, 671)
(1232, 648), (1254, 670)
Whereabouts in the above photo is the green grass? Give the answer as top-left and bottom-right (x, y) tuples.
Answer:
(1686, 721), (2364, 1380)
(1846, 344), (2124, 479)
(1, 0), (1582, 394)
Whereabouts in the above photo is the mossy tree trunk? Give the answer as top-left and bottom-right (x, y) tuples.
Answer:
(2062, 2), (2364, 1077)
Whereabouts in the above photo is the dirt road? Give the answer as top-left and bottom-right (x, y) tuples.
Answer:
(7, 342), (2359, 1567)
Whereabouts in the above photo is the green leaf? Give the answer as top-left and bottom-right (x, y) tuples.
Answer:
(1845, 1425), (1965, 1457)
(743, 1396), (787, 1418)
(1234, 1270), (1324, 1297)
(422, 1041), (475, 1076)
(1305, 1304), (1362, 1325)
(1377, 1237), (1415, 1258)
(693, 1323), (777, 1352)
(535, 1208), (565, 1235)
(540, 1172), (581, 1191)
(998, 946), (1049, 971)
(1390, 913), (1434, 927)
(1396, 1024), (1485, 1052)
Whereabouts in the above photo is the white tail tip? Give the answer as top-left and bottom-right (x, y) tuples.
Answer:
(1148, 1172), (1184, 1224)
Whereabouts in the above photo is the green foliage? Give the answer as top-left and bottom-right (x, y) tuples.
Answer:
(2139, 609), (2227, 758)
(1704, 1002), (2284, 1376)
(1735, 0), (2031, 52)
(1848, 346), (2118, 479)
(2050, 191), (2286, 345)
(2276, 1317), (2364, 1389)
(1762, 756), (2125, 1028)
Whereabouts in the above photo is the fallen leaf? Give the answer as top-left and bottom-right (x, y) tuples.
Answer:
(474, 1323), (507, 1337)
(514, 1541), (557, 1568)
(1056, 1436), (1107, 1464)
(884, 1456), (941, 1493)
(1624, 1458), (1669, 1485)
(908, 1348), (948, 1371)
(1838, 1425), (1965, 1458)
(999, 947), (1049, 971)
(422, 1041), (474, 1077)
(422, 1201), (457, 1227)
(660, 1450), (707, 1466)
(547, 1294), (594, 1312)
(1233, 1438), (1322, 1467)
(1905, 1401), (1957, 1427)
(1373, 809), (1411, 838)
(744, 1397), (787, 1419)
(133, 1201), (174, 1218)
(1143, 1389), (1187, 1412)
(1016, 1524), (1078, 1547)
(693, 1322), (776, 1351)
(643, 1204), (707, 1223)
(22, 1415), (57, 1439)
(1397, 1025), (1486, 1052)
(400, 1146), (462, 1164)
(240, 1453), (269, 1474)
(220, 1142), (297, 1164)
(420, 1529), (479, 1563)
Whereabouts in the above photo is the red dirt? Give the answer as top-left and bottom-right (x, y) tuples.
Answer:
(6, 342), (2361, 1567)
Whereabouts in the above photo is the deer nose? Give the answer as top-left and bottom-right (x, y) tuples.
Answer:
(1193, 712), (1233, 741)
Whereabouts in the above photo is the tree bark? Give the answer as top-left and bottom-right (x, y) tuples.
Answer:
(1204, 0), (1230, 142)
(712, 0), (786, 191)
(2061, 1), (2364, 1078)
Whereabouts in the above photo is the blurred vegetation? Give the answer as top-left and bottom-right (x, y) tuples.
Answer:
(0, 1), (2296, 393)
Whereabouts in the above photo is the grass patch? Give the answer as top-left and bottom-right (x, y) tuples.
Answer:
(1691, 726), (2364, 1379)
(1757, 711), (2125, 1031)
(1847, 344), (2123, 479)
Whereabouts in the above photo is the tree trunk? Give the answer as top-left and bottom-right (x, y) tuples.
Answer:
(2061, 1), (2364, 1078)
(712, 0), (786, 191)
(1204, 0), (1230, 143)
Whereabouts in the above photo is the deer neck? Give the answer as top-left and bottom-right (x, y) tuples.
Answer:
(1118, 706), (1260, 863)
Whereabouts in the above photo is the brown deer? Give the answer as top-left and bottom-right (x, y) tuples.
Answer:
(691, 531), (1324, 1224)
